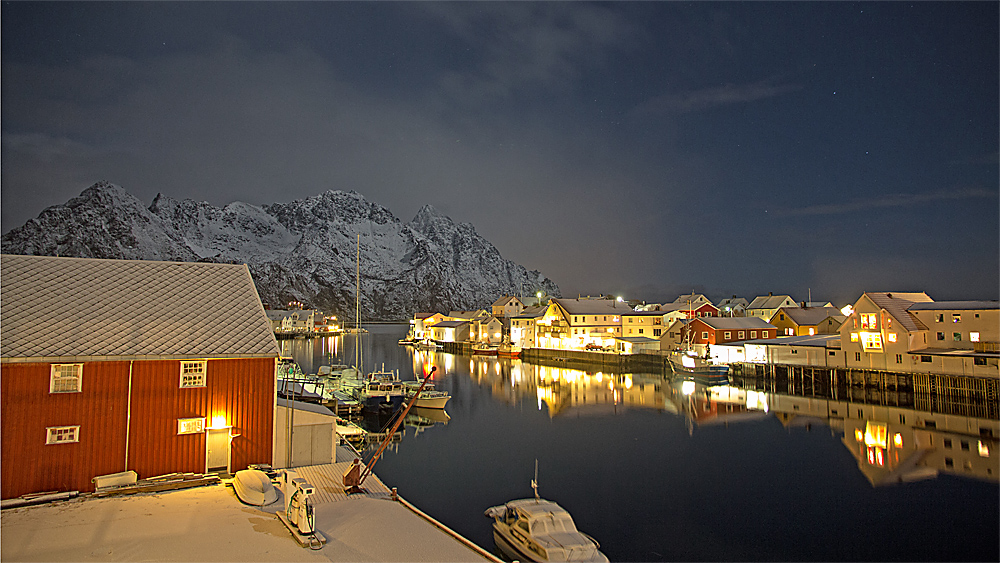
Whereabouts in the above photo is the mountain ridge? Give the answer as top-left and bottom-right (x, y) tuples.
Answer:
(1, 181), (560, 320)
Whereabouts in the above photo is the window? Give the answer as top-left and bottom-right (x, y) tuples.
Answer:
(50, 364), (82, 393)
(961, 440), (970, 451)
(738, 331), (745, 339)
(850, 332), (859, 342)
(855, 352), (861, 361)
(779, 313), (785, 321)
(701, 332), (708, 339)
(953, 332), (962, 341)
(936, 332), (945, 341)
(791, 349), (798, 354)
(808, 328), (815, 336)
(628, 317), (633, 323)
(861, 313), (877, 329)
(970, 332), (980, 342)
(975, 357), (987, 366)
(653, 328), (661, 337)
(920, 355), (932, 363)
(180, 361), (207, 388)
(935, 314), (944, 322)
(896, 354), (903, 364)
(899, 414), (906, 424)
(46, 425), (80, 444)
(829, 351), (836, 356)
(887, 333), (897, 343)
(952, 314), (961, 323)
(944, 438), (952, 449)
(886, 317), (892, 329)
(751, 331), (757, 338)
(638, 328), (643, 335)
(944, 457), (954, 468)
(724, 331), (731, 339)
(574, 316), (578, 323)
(785, 328), (794, 336)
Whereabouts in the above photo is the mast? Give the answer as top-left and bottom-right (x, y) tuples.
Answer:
(355, 233), (362, 374)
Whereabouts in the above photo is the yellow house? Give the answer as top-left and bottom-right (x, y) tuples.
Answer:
(535, 298), (624, 350)
(621, 311), (665, 339)
(770, 306), (845, 336)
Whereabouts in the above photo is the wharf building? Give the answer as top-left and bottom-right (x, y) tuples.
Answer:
(0, 254), (281, 500)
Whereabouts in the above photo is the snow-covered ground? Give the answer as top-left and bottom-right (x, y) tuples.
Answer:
(1, 483), (491, 562)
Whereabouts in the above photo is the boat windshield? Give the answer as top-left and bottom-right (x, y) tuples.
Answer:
(530, 514), (577, 535)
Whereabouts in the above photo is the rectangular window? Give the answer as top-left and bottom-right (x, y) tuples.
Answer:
(920, 355), (932, 363)
(855, 352), (861, 361)
(46, 425), (80, 444)
(50, 364), (83, 393)
(953, 314), (961, 323)
(935, 314), (944, 322)
(180, 361), (207, 388)
(936, 332), (945, 341)
(701, 332), (708, 339)
(953, 332), (962, 341)
(751, 331), (757, 339)
(738, 331), (745, 339)
(829, 351), (836, 356)
(638, 328), (643, 334)
(896, 354), (902, 363)
(944, 457), (954, 468)
(970, 332), (980, 342)
(850, 332), (859, 342)
(975, 357), (987, 366)
(944, 438), (952, 448)
(887, 333), (897, 343)
(724, 331), (731, 339)
(861, 313), (877, 329)
(653, 328), (661, 337)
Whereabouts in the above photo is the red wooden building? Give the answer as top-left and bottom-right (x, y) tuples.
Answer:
(1, 254), (280, 499)
(685, 317), (777, 346)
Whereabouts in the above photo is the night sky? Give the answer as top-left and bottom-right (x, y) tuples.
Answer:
(2, 2), (997, 306)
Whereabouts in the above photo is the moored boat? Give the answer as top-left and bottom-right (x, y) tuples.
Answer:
(668, 351), (730, 385)
(484, 463), (607, 563)
(497, 340), (522, 358)
(472, 343), (499, 356)
(414, 338), (441, 351)
(403, 378), (451, 409)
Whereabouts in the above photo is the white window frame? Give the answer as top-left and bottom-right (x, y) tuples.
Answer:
(180, 360), (207, 388)
(46, 425), (80, 444)
(50, 363), (83, 393)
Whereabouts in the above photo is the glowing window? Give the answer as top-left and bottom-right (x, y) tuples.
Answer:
(887, 333), (897, 343)
(970, 332), (980, 342)
(893, 433), (903, 447)
(46, 425), (80, 444)
(860, 332), (883, 351)
(952, 314), (961, 323)
(864, 421), (887, 448)
(808, 328), (815, 336)
(979, 441), (990, 457)
(180, 361), (207, 388)
(861, 313), (877, 330)
(50, 364), (83, 393)
(850, 332), (859, 342)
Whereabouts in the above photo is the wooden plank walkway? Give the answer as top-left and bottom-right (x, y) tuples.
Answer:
(288, 445), (393, 504)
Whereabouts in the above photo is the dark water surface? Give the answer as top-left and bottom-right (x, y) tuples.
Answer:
(284, 325), (999, 562)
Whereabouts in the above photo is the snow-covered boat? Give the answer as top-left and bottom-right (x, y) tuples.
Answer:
(484, 463), (607, 562)
(232, 469), (278, 507)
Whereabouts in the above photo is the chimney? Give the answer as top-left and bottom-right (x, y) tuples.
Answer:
(768, 291), (773, 296)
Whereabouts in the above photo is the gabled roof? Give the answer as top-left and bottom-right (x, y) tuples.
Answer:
(1, 254), (279, 362)
(414, 312), (439, 320)
(717, 297), (749, 308)
(864, 292), (931, 332)
(747, 295), (797, 310)
(694, 317), (775, 330)
(907, 300), (999, 311)
(553, 298), (627, 315)
(433, 320), (469, 328)
(779, 306), (845, 326)
(491, 295), (522, 307)
(512, 305), (547, 319)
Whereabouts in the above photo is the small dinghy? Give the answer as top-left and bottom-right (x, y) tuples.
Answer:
(233, 469), (278, 506)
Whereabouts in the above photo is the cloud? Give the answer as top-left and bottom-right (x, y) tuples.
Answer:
(773, 187), (998, 217)
(634, 79), (802, 115)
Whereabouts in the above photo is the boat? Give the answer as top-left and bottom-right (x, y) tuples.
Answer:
(397, 337), (415, 346)
(403, 379), (451, 409)
(414, 338), (441, 351)
(232, 469), (278, 506)
(484, 462), (607, 563)
(351, 366), (408, 411)
(668, 350), (731, 385)
(472, 343), (499, 356)
(336, 416), (368, 444)
(497, 338), (522, 359)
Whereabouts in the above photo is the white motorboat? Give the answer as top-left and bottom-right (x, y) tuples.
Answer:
(414, 338), (441, 351)
(403, 379), (451, 409)
(484, 463), (607, 562)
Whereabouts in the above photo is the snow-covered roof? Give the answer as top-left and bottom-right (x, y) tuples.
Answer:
(778, 306), (845, 326)
(747, 295), (797, 310)
(695, 317), (776, 330)
(864, 292), (931, 332)
(491, 295), (522, 307)
(433, 320), (469, 328)
(1, 254), (280, 362)
(553, 298), (627, 315)
(907, 300), (999, 311)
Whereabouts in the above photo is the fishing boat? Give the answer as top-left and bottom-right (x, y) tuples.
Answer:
(497, 339), (522, 359)
(351, 366), (408, 411)
(668, 350), (731, 385)
(472, 343), (499, 356)
(484, 462), (607, 563)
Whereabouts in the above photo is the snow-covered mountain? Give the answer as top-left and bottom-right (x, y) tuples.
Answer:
(1, 181), (560, 320)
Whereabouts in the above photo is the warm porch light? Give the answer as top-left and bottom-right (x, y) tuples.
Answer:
(210, 415), (228, 429)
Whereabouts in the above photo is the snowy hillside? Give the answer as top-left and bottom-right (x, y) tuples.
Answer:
(1, 182), (560, 320)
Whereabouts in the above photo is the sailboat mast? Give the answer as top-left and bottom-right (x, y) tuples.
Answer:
(356, 233), (362, 374)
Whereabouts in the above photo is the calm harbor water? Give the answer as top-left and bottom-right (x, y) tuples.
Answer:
(283, 324), (999, 562)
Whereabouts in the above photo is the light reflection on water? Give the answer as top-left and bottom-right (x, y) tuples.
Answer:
(287, 324), (999, 562)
